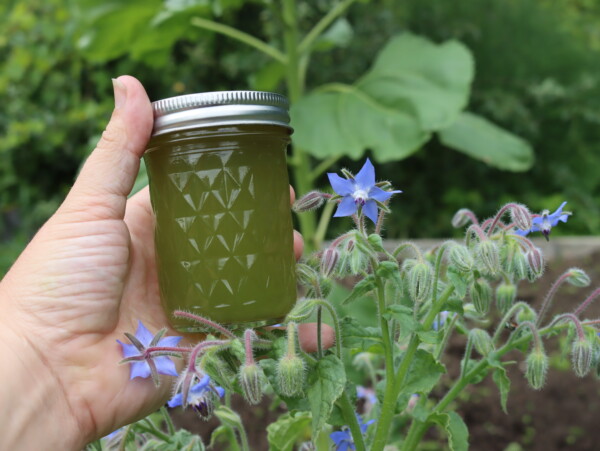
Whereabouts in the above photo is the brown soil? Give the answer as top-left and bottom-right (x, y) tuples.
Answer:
(172, 251), (600, 450)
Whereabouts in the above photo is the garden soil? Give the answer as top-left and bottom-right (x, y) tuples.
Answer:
(172, 250), (600, 451)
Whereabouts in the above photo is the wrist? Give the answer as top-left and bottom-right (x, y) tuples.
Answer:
(0, 313), (84, 450)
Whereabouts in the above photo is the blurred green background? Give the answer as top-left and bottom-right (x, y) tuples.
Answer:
(2, 0), (600, 275)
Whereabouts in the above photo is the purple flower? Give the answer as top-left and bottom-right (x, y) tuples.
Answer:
(117, 320), (182, 380)
(327, 159), (401, 224)
(356, 386), (377, 405)
(515, 202), (571, 241)
(330, 414), (375, 451)
(168, 374), (225, 420)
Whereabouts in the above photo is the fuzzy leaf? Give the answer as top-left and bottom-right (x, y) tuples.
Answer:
(266, 411), (312, 451)
(492, 366), (511, 414)
(383, 305), (419, 341)
(340, 317), (383, 350)
(342, 275), (377, 305)
(401, 349), (446, 395)
(429, 412), (469, 451)
(446, 267), (469, 299)
(307, 355), (347, 441)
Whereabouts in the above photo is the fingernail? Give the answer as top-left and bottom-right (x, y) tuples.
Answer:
(112, 77), (127, 109)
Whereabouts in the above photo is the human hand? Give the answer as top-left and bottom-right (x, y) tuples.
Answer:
(0, 76), (333, 450)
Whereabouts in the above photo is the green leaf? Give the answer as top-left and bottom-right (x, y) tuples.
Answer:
(340, 317), (383, 350)
(312, 18), (354, 52)
(214, 405), (243, 429)
(359, 33), (474, 131)
(342, 275), (376, 305)
(492, 367), (511, 414)
(401, 349), (446, 395)
(439, 112), (534, 172)
(383, 305), (419, 341)
(376, 260), (400, 278)
(307, 355), (347, 440)
(429, 412), (469, 451)
(417, 330), (440, 344)
(446, 267), (468, 299)
(266, 411), (312, 451)
(286, 299), (317, 322)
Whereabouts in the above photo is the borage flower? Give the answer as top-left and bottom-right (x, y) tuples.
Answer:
(117, 320), (182, 383)
(515, 202), (571, 241)
(328, 158), (401, 224)
(168, 374), (225, 420)
(330, 414), (375, 451)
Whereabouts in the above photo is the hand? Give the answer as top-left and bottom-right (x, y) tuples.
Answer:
(0, 76), (333, 449)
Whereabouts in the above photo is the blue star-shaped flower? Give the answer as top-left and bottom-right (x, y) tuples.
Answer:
(168, 374), (225, 420)
(515, 202), (571, 241)
(117, 320), (182, 380)
(330, 414), (375, 450)
(327, 159), (401, 224)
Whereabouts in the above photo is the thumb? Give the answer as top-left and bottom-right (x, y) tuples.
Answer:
(59, 76), (154, 221)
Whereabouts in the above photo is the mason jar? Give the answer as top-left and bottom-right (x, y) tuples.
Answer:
(144, 91), (296, 331)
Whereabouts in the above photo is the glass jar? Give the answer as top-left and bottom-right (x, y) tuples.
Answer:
(144, 92), (296, 331)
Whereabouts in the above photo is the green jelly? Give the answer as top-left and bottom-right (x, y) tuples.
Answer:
(144, 92), (296, 332)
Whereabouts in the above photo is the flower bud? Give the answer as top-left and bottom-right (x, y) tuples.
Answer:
(525, 348), (548, 390)
(320, 247), (340, 277)
(470, 278), (492, 315)
(277, 355), (306, 397)
(495, 282), (517, 315)
(239, 363), (264, 405)
(516, 306), (537, 324)
(566, 268), (591, 287)
(408, 262), (433, 303)
(510, 203), (533, 232)
(296, 263), (319, 286)
(512, 250), (529, 281)
(572, 338), (593, 377)
(349, 248), (367, 275)
(449, 245), (474, 273)
(476, 240), (500, 276)
(452, 209), (474, 228)
(526, 247), (544, 281)
(470, 329), (494, 356)
(367, 233), (385, 252)
(293, 191), (326, 212)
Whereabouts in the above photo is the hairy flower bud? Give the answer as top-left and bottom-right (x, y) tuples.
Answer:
(510, 203), (533, 231)
(349, 248), (367, 275)
(526, 247), (544, 281)
(470, 278), (492, 315)
(320, 247), (340, 277)
(470, 329), (494, 356)
(449, 245), (474, 273)
(293, 191), (326, 212)
(476, 240), (500, 276)
(572, 338), (593, 377)
(566, 268), (591, 287)
(526, 349), (548, 390)
(452, 209), (474, 228)
(239, 363), (263, 405)
(496, 282), (517, 315)
(296, 263), (319, 286)
(516, 306), (537, 324)
(512, 250), (530, 281)
(408, 262), (433, 303)
(277, 355), (306, 397)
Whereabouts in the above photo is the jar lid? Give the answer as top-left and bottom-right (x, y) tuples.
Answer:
(151, 91), (291, 136)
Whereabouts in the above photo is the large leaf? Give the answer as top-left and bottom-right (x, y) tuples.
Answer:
(291, 33), (474, 162)
(266, 412), (312, 451)
(306, 355), (346, 441)
(439, 112), (534, 171)
(401, 349), (446, 395)
(429, 412), (469, 451)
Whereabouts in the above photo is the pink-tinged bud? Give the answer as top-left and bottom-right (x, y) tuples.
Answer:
(566, 268), (591, 287)
(451, 209), (475, 228)
(526, 349), (548, 390)
(320, 247), (340, 277)
(346, 238), (356, 252)
(510, 203), (533, 231)
(572, 338), (593, 377)
(526, 247), (544, 280)
(293, 191), (326, 212)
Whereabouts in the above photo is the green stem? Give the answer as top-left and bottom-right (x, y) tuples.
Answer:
(338, 390), (366, 451)
(191, 17), (286, 63)
(312, 299), (343, 358)
(298, 0), (357, 55)
(160, 406), (175, 435)
(310, 155), (342, 182)
(237, 423), (251, 451)
(371, 285), (455, 451)
(317, 305), (323, 358)
(435, 313), (458, 360)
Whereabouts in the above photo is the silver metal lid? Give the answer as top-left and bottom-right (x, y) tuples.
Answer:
(151, 91), (291, 136)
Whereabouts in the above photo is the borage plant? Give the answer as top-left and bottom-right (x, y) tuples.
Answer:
(96, 159), (600, 451)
